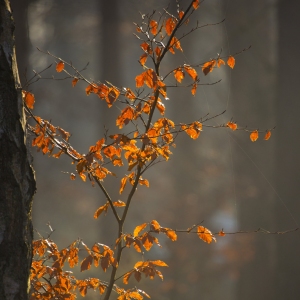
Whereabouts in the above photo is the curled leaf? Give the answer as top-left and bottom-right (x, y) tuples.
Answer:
(264, 130), (271, 140)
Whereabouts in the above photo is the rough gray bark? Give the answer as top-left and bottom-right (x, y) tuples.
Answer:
(0, 0), (35, 299)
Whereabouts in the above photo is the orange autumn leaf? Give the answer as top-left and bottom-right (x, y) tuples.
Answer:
(178, 10), (184, 19)
(250, 130), (259, 142)
(79, 173), (86, 182)
(94, 202), (109, 219)
(72, 77), (79, 87)
(165, 17), (176, 36)
(193, 0), (200, 9)
(173, 68), (185, 83)
(218, 230), (226, 237)
(264, 130), (271, 140)
(22, 91), (35, 109)
(56, 61), (64, 72)
(150, 20), (158, 35)
(191, 83), (197, 95)
(227, 56), (235, 69)
(139, 178), (149, 187)
(135, 72), (145, 88)
(140, 42), (152, 54)
(184, 65), (198, 81)
(144, 69), (158, 89)
(70, 173), (76, 180)
(139, 53), (148, 66)
(164, 230), (177, 241)
(133, 223), (148, 237)
(150, 220), (160, 232)
(197, 226), (216, 244)
(169, 36), (182, 54)
(152, 260), (168, 267)
(125, 88), (136, 100)
(113, 200), (126, 207)
(202, 60), (216, 75)
(217, 58), (225, 68)
(227, 121), (237, 131)
(119, 176), (128, 194)
(116, 106), (135, 129)
(155, 46), (161, 58)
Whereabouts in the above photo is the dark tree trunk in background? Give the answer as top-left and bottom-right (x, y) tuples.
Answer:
(0, 0), (35, 299)
(226, 1), (277, 299)
(10, 0), (30, 86)
(100, 0), (121, 86)
(276, 0), (300, 298)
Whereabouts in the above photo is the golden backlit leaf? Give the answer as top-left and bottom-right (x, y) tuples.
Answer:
(150, 220), (160, 232)
(125, 88), (136, 100)
(165, 230), (177, 241)
(250, 130), (259, 142)
(72, 78), (79, 87)
(264, 130), (271, 140)
(119, 176), (128, 194)
(193, 0), (200, 9)
(174, 68), (185, 83)
(227, 121), (237, 131)
(191, 83), (197, 95)
(106, 87), (120, 108)
(79, 173), (86, 182)
(144, 69), (158, 89)
(56, 61), (64, 72)
(217, 58), (225, 68)
(135, 72), (145, 88)
(150, 20), (158, 35)
(184, 65), (198, 81)
(141, 233), (154, 251)
(227, 56), (235, 69)
(123, 271), (133, 285)
(151, 260), (168, 267)
(116, 106), (135, 129)
(169, 36), (182, 53)
(156, 100), (165, 115)
(139, 53), (148, 66)
(113, 200), (126, 207)
(22, 91), (35, 109)
(197, 226), (216, 244)
(139, 179), (150, 187)
(202, 60), (216, 75)
(94, 202), (109, 219)
(133, 223), (148, 237)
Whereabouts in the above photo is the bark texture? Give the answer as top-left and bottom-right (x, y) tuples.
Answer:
(0, 0), (35, 299)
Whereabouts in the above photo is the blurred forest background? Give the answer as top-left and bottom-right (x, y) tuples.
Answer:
(10, 0), (300, 299)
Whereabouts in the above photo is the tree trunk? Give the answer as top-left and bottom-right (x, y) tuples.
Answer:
(275, 0), (300, 298)
(0, 0), (35, 299)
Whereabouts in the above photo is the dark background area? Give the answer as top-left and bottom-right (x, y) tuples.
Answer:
(10, 0), (300, 299)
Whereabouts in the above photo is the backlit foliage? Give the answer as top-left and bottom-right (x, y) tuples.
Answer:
(24, 1), (274, 299)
